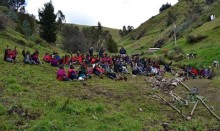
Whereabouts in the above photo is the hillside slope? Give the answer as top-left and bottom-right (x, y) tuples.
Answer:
(1, 3), (220, 130)
(119, 0), (220, 65)
(1, 29), (220, 130)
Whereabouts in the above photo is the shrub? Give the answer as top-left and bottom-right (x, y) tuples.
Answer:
(206, 0), (215, 4)
(159, 3), (172, 12)
(186, 35), (207, 43)
(0, 13), (8, 30)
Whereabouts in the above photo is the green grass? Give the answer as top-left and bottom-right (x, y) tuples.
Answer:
(1, 1), (220, 129)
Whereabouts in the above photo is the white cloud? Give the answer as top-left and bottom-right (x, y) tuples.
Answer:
(26, 0), (178, 29)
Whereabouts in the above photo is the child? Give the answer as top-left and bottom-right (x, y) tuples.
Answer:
(57, 65), (70, 81)
(68, 65), (78, 80)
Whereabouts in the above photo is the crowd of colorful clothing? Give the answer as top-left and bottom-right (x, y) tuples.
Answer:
(3, 46), (214, 81)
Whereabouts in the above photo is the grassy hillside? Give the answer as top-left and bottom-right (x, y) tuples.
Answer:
(1, 2), (220, 130)
(118, 0), (220, 65)
(70, 23), (121, 43)
(1, 26), (220, 130)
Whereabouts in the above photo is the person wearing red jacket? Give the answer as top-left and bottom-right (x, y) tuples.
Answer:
(191, 67), (198, 79)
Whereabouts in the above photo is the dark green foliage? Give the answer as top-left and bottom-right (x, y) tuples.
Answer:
(8, 9), (17, 21)
(119, 25), (134, 37)
(22, 20), (31, 37)
(0, 13), (8, 30)
(17, 12), (36, 36)
(62, 25), (87, 53)
(166, 10), (177, 26)
(0, 0), (9, 7)
(206, 0), (216, 5)
(106, 37), (118, 53)
(38, 1), (57, 43)
(159, 3), (172, 12)
(56, 10), (65, 31)
(165, 47), (185, 62)
(82, 22), (118, 52)
(186, 34), (207, 43)
(8, 0), (25, 11)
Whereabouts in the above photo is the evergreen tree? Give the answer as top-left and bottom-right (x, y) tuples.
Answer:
(22, 19), (31, 37)
(9, 0), (25, 11)
(56, 10), (65, 31)
(0, 0), (9, 7)
(38, 1), (57, 43)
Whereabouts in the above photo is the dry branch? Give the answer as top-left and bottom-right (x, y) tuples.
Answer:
(197, 96), (220, 121)
(155, 94), (187, 119)
(190, 101), (198, 116)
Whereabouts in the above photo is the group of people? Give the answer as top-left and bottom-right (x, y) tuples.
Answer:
(3, 45), (215, 81)
(181, 65), (214, 79)
(52, 46), (167, 81)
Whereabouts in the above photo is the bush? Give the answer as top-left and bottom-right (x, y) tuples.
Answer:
(0, 13), (8, 30)
(206, 0), (215, 4)
(159, 3), (172, 12)
(186, 35), (207, 43)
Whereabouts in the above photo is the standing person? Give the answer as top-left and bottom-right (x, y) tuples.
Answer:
(119, 46), (127, 56)
(99, 47), (105, 59)
(89, 47), (94, 57)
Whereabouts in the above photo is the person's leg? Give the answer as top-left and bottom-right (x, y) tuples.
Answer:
(6, 58), (13, 62)
(62, 77), (70, 81)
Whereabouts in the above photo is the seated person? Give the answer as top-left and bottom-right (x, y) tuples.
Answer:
(5, 49), (16, 63)
(4, 45), (9, 61)
(51, 54), (59, 67)
(43, 52), (52, 63)
(93, 64), (105, 78)
(24, 51), (36, 64)
(204, 67), (213, 79)
(106, 65), (127, 81)
(191, 67), (198, 79)
(78, 64), (88, 80)
(57, 65), (69, 81)
(31, 50), (41, 64)
(164, 62), (172, 72)
(67, 65), (78, 80)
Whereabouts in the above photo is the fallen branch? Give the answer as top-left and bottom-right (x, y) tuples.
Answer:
(179, 80), (190, 91)
(190, 101), (198, 116)
(155, 94), (187, 120)
(197, 96), (220, 121)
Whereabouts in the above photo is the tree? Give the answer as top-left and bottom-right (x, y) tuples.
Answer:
(22, 19), (31, 37)
(38, 1), (57, 43)
(119, 25), (133, 37)
(166, 10), (177, 26)
(0, 0), (9, 7)
(9, 0), (25, 11)
(159, 3), (172, 12)
(56, 10), (65, 31)
(62, 25), (87, 53)
(97, 21), (102, 35)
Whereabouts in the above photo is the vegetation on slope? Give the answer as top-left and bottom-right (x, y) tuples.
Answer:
(118, 0), (220, 63)
(0, 1), (220, 130)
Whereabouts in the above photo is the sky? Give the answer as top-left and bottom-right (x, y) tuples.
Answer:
(25, 0), (178, 29)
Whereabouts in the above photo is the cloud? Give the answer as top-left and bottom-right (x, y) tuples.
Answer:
(25, 0), (178, 29)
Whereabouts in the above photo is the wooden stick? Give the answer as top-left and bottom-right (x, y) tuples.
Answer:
(155, 94), (187, 119)
(197, 96), (220, 121)
(179, 80), (190, 91)
(190, 101), (198, 116)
